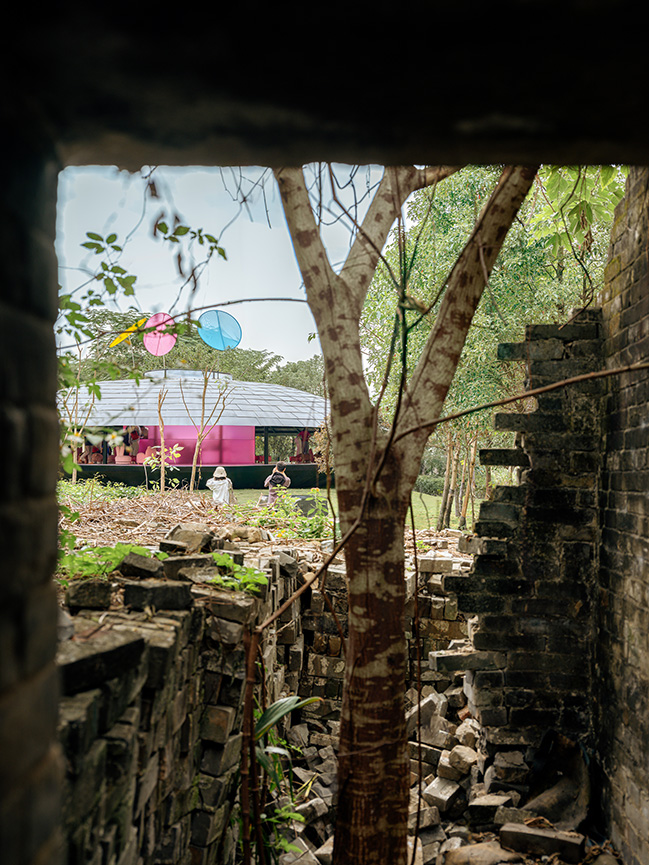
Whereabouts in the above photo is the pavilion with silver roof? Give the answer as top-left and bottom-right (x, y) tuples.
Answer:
(58, 369), (329, 486)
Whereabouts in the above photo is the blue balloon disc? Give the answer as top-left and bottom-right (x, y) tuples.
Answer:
(198, 309), (242, 351)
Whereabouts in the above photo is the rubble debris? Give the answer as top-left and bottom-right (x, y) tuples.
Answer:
(55, 514), (623, 865)
(500, 821), (586, 862)
(443, 840), (523, 863)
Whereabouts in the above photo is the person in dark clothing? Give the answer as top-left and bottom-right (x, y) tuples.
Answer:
(261, 461), (291, 506)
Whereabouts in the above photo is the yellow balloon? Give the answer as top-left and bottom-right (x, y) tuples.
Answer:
(109, 318), (147, 348)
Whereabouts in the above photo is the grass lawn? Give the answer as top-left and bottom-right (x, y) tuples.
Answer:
(232, 488), (475, 532)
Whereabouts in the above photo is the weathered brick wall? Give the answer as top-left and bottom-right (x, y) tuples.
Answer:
(53, 531), (473, 865)
(56, 553), (284, 865)
(433, 311), (605, 756)
(596, 166), (649, 865)
(0, 126), (63, 863)
(297, 548), (469, 723)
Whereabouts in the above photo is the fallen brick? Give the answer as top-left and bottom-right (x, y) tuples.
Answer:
(499, 822), (585, 863)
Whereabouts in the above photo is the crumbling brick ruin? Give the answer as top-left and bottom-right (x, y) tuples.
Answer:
(54, 527), (474, 864)
(2, 15), (649, 865)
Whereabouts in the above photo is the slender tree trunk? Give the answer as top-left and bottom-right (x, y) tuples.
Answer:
(442, 449), (460, 529)
(189, 436), (204, 493)
(458, 433), (478, 530)
(436, 429), (453, 532)
(456, 437), (468, 518)
(484, 465), (492, 500)
(158, 391), (167, 493)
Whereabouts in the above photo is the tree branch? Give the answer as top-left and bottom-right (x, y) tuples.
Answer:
(339, 166), (461, 312)
(395, 165), (539, 454)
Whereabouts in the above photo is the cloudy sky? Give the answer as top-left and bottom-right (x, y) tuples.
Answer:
(56, 164), (381, 364)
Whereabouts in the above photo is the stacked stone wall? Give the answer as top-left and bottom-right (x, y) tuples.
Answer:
(596, 167), (649, 865)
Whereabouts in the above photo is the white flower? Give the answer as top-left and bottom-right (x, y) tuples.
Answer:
(67, 434), (84, 447)
(106, 432), (124, 446)
(86, 433), (103, 446)
(60, 445), (71, 457)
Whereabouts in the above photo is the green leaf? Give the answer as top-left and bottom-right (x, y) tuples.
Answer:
(62, 452), (75, 475)
(157, 221), (168, 234)
(255, 746), (283, 790)
(254, 696), (323, 741)
(174, 225), (190, 236)
(105, 233), (117, 244)
(86, 232), (104, 241)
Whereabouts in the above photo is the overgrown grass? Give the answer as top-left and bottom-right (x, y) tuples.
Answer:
(58, 478), (151, 506)
(57, 480), (479, 533)
(232, 488), (474, 532)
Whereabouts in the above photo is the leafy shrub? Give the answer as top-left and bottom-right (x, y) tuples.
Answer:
(58, 478), (150, 506)
(209, 552), (269, 595)
(413, 474), (445, 496)
(232, 488), (332, 540)
(57, 540), (163, 583)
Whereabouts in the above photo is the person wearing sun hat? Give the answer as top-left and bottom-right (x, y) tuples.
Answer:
(206, 466), (236, 506)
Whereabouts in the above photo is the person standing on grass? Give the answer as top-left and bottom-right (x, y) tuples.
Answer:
(262, 461), (291, 506)
(206, 466), (236, 507)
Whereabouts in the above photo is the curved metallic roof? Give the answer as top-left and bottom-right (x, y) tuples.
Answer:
(58, 370), (328, 430)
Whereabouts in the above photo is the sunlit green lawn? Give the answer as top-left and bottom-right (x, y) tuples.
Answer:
(232, 488), (475, 532)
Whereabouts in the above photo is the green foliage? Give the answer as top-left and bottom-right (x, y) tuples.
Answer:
(208, 553), (269, 595)
(413, 474), (444, 497)
(360, 164), (626, 466)
(57, 478), (151, 505)
(58, 231), (140, 346)
(57, 541), (163, 582)
(232, 488), (332, 539)
(250, 695), (323, 862)
(529, 165), (627, 261)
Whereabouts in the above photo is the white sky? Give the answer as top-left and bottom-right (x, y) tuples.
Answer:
(56, 165), (382, 364)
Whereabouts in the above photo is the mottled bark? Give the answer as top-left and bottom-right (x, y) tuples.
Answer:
(273, 163), (538, 865)
(334, 482), (410, 864)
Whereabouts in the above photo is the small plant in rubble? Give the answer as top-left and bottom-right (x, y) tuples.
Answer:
(209, 552), (269, 595)
(233, 487), (332, 540)
(235, 695), (323, 863)
(56, 539), (165, 584)
(142, 443), (184, 490)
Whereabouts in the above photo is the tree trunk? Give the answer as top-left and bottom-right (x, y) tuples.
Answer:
(333, 486), (409, 865)
(442, 448), (460, 529)
(158, 395), (166, 493)
(455, 438), (468, 518)
(273, 163), (538, 865)
(189, 436), (203, 493)
(436, 429), (454, 532)
(458, 433), (478, 530)
(484, 465), (492, 500)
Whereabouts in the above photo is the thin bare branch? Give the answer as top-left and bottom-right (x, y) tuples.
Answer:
(395, 165), (539, 450)
(392, 359), (649, 445)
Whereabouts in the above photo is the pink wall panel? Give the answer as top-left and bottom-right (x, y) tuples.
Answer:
(136, 425), (255, 465)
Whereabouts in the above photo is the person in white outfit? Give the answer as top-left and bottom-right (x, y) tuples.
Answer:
(206, 466), (235, 506)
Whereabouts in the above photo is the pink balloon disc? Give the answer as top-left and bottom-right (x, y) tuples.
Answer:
(143, 312), (177, 356)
